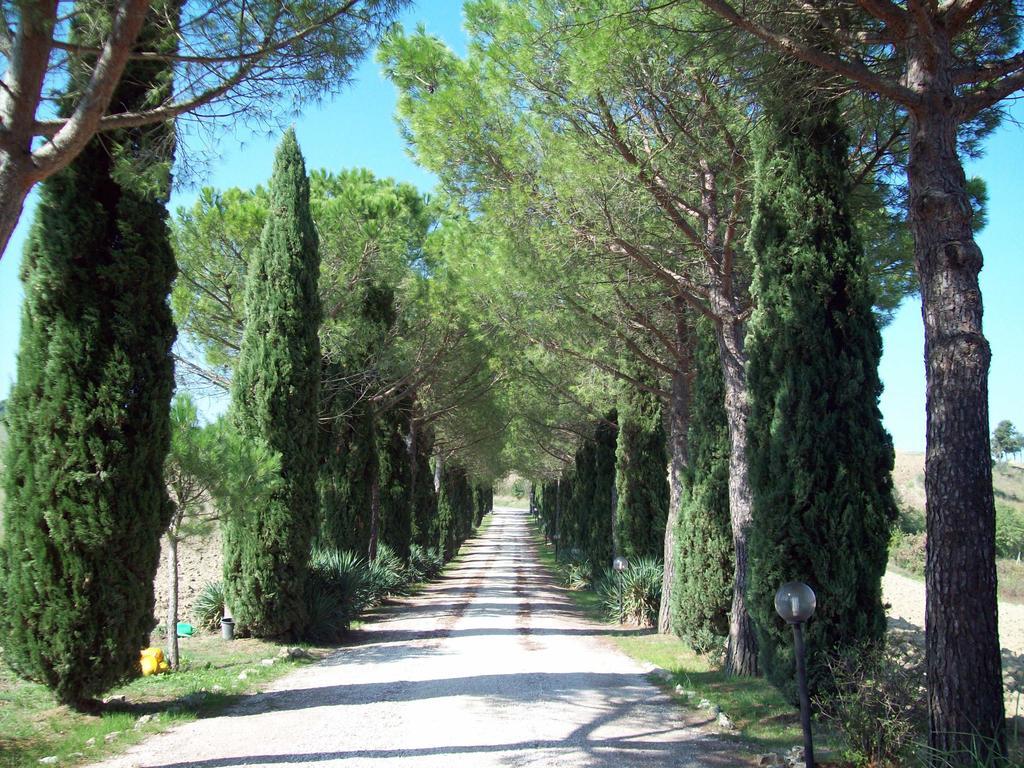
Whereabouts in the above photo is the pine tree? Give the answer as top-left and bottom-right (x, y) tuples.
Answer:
(672, 319), (733, 650)
(224, 129), (321, 640)
(0, 7), (177, 708)
(615, 370), (670, 560)
(745, 79), (897, 699)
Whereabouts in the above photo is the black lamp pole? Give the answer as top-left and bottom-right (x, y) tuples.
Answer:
(775, 581), (817, 768)
(792, 620), (814, 768)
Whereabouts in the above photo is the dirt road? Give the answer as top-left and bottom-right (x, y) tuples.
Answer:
(93, 508), (745, 768)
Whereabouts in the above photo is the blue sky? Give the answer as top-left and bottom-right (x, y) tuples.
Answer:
(0, 1), (1021, 453)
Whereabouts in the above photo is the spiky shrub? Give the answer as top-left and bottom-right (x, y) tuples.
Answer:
(193, 581), (227, 631)
(0, 6), (178, 708)
(365, 543), (409, 603)
(408, 544), (444, 582)
(745, 78), (897, 701)
(304, 547), (370, 640)
(225, 130), (322, 640)
(596, 557), (663, 627)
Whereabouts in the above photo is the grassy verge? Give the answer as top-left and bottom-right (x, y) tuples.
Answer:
(0, 634), (330, 768)
(492, 495), (528, 509)
(524, 516), (815, 756)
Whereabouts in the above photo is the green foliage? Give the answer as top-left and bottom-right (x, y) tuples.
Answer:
(0, 11), (177, 706)
(745, 83), (897, 700)
(615, 370), (670, 560)
(995, 505), (1024, 558)
(304, 548), (368, 641)
(814, 640), (927, 768)
(595, 557), (663, 627)
(435, 463), (475, 561)
(192, 581), (227, 631)
(672, 319), (734, 647)
(408, 544), (444, 582)
(224, 130), (322, 640)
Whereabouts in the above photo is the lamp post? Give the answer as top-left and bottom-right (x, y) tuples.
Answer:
(613, 556), (629, 624)
(775, 581), (817, 768)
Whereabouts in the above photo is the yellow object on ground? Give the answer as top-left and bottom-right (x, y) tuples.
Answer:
(140, 647), (167, 676)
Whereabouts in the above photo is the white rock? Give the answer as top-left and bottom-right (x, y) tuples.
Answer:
(38, 756), (58, 765)
(134, 714), (154, 730)
(85, 738), (96, 747)
(716, 712), (735, 730)
(237, 671), (248, 681)
(261, 658), (275, 666)
(104, 731), (121, 743)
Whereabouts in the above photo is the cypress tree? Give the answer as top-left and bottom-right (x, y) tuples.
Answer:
(410, 422), (438, 549)
(745, 79), (897, 699)
(587, 413), (618, 572)
(0, 8), (177, 707)
(615, 370), (670, 560)
(672, 319), (734, 650)
(379, 402), (413, 560)
(224, 130), (321, 640)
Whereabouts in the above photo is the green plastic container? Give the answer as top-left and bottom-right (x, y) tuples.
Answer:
(176, 622), (195, 637)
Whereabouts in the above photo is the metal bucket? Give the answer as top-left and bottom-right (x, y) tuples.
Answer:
(221, 617), (235, 640)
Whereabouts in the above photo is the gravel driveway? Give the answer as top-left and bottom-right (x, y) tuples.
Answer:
(92, 508), (746, 768)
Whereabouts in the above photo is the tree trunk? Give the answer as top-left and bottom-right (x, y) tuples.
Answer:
(433, 451), (443, 494)
(368, 466), (381, 562)
(905, 40), (1006, 763)
(0, 159), (32, 260)
(166, 534), (179, 670)
(611, 476), (619, 558)
(715, 315), (758, 676)
(659, 307), (693, 634)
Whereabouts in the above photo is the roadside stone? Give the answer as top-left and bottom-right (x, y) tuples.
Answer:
(238, 671), (249, 681)
(757, 754), (783, 767)
(261, 658), (276, 666)
(134, 714), (154, 730)
(211, 685), (224, 693)
(38, 756), (58, 764)
(278, 646), (314, 660)
(104, 731), (121, 743)
(716, 712), (735, 730)
(649, 667), (672, 682)
(102, 694), (127, 705)
(84, 738), (96, 747)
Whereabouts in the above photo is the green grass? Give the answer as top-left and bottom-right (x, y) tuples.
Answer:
(0, 635), (331, 768)
(492, 494), (527, 509)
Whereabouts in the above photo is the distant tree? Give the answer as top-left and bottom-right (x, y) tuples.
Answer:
(745, 73), (897, 700)
(0, 6), (177, 708)
(225, 130), (321, 640)
(992, 420), (1022, 463)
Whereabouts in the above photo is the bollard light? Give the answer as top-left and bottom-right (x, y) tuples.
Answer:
(775, 581), (817, 768)
(613, 556), (628, 624)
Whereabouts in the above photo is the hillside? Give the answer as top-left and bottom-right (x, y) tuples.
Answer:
(892, 450), (1024, 515)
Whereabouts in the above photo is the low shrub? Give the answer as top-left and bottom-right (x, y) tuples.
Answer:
(556, 551), (593, 591)
(304, 547), (370, 641)
(814, 639), (927, 768)
(889, 529), (926, 576)
(595, 556), (663, 626)
(366, 543), (409, 604)
(192, 580), (226, 631)
(409, 544), (444, 582)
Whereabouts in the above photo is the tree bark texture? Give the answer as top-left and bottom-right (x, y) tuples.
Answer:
(368, 471), (381, 562)
(659, 307), (693, 634)
(905, 37), (1006, 763)
(715, 315), (758, 677)
(166, 535), (179, 669)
